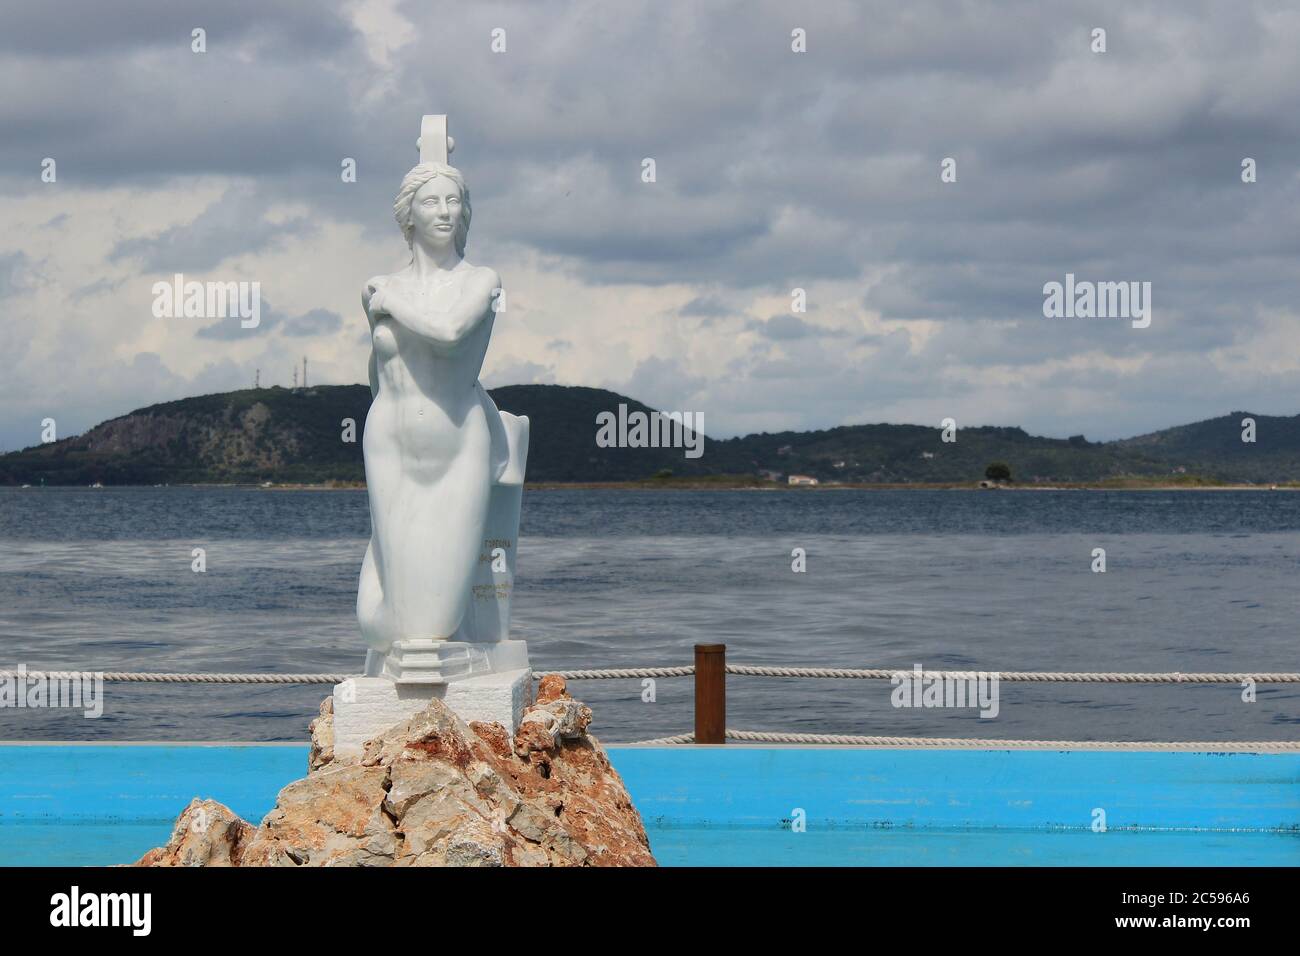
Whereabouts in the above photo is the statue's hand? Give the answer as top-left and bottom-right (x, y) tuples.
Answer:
(363, 276), (390, 316)
(366, 277), (398, 324)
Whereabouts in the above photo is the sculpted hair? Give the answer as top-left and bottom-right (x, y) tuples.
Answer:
(393, 162), (472, 256)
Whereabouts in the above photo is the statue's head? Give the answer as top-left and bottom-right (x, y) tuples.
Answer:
(393, 162), (472, 257)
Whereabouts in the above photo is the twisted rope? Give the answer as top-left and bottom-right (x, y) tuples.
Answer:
(537, 666), (695, 680)
(0, 671), (351, 684)
(626, 732), (697, 746)
(724, 665), (1300, 683)
(7, 666), (1295, 684)
(622, 729), (1300, 751)
(7, 668), (1295, 750)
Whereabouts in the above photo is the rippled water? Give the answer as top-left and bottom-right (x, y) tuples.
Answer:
(1, 487), (1298, 743)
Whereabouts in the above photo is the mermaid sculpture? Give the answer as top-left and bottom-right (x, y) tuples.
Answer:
(356, 117), (529, 685)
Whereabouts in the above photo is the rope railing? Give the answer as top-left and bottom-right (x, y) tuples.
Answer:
(620, 730), (1300, 752)
(544, 665), (1300, 684)
(628, 732), (697, 746)
(7, 665), (1297, 685)
(552, 647), (1300, 749)
(541, 666), (696, 680)
(0, 670), (350, 684)
(7, 647), (1298, 750)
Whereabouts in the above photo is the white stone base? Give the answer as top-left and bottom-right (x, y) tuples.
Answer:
(333, 669), (533, 758)
(371, 639), (530, 684)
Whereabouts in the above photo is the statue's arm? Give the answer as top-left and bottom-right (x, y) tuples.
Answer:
(378, 268), (499, 349)
(362, 279), (382, 398)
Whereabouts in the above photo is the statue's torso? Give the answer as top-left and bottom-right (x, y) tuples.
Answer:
(366, 267), (496, 481)
(371, 268), (494, 398)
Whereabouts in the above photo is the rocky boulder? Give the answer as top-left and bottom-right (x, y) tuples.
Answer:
(134, 798), (255, 867)
(135, 677), (655, 867)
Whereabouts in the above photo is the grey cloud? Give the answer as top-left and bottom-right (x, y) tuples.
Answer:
(282, 308), (342, 337)
(483, 360), (556, 387)
(679, 294), (734, 318)
(195, 317), (262, 341)
(0, 251), (28, 299)
(616, 356), (707, 411)
(747, 314), (831, 341)
(194, 299), (340, 340)
(72, 276), (128, 301)
(0, 0), (355, 55)
(5, 0), (1300, 447)
(110, 185), (316, 272)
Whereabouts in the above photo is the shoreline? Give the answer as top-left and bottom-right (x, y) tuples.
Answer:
(7, 480), (1298, 492)
(523, 481), (1300, 492)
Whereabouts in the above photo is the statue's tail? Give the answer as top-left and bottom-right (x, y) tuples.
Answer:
(477, 382), (528, 486)
(457, 385), (529, 644)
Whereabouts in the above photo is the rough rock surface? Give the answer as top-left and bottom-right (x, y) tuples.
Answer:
(308, 695), (334, 771)
(135, 678), (655, 867)
(135, 798), (255, 867)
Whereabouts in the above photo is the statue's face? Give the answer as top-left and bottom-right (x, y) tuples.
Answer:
(411, 175), (463, 249)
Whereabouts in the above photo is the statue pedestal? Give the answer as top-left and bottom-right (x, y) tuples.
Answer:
(376, 638), (529, 683)
(333, 668), (533, 759)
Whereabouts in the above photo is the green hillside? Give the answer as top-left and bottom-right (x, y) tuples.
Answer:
(0, 385), (1295, 486)
(0, 385), (698, 486)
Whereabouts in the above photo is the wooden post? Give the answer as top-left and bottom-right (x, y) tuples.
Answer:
(694, 643), (726, 744)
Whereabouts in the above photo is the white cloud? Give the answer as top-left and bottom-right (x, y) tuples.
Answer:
(4, 0), (1300, 451)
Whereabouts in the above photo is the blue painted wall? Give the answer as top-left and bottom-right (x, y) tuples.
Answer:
(614, 748), (1300, 832)
(1, 744), (1297, 865)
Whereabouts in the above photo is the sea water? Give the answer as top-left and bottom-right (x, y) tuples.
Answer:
(1, 486), (1298, 744)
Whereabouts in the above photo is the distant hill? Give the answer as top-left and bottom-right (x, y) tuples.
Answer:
(0, 385), (1295, 485)
(704, 412), (1300, 484)
(1108, 412), (1300, 482)
(0, 385), (700, 486)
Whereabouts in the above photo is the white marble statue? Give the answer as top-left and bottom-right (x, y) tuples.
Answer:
(356, 116), (529, 686)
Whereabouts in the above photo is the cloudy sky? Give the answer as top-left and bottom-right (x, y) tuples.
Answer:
(2, 0), (1299, 451)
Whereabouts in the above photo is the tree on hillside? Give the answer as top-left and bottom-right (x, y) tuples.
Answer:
(984, 461), (1012, 482)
